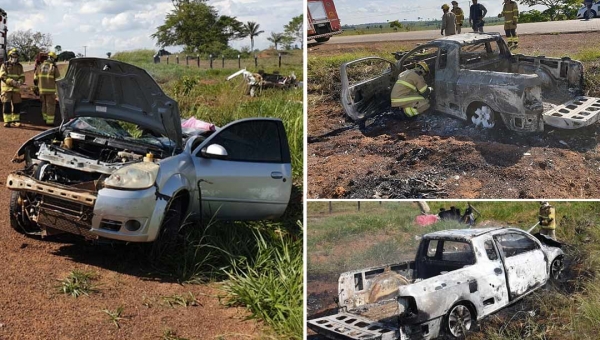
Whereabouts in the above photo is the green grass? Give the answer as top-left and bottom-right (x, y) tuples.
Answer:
(109, 49), (303, 339)
(58, 270), (98, 298)
(307, 201), (600, 339)
(162, 329), (189, 340)
(161, 292), (199, 308)
(102, 306), (126, 329)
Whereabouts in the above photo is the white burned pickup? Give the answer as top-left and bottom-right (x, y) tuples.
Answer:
(543, 96), (600, 129)
(308, 312), (399, 340)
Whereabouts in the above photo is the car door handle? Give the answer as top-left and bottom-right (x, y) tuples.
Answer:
(271, 172), (283, 179)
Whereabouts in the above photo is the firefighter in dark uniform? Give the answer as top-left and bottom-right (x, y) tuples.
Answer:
(498, 0), (519, 48)
(1, 49), (25, 127)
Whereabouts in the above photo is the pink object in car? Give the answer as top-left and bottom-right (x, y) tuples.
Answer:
(416, 214), (440, 226)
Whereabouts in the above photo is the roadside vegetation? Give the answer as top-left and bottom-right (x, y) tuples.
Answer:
(110, 49), (303, 339)
(307, 201), (600, 339)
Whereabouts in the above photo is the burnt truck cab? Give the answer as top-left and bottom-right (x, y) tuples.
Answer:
(308, 227), (564, 340)
(341, 33), (600, 132)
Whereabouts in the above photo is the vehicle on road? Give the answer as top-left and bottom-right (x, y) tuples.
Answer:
(7, 58), (292, 245)
(308, 0), (343, 43)
(341, 33), (600, 133)
(577, 1), (600, 19)
(308, 227), (564, 340)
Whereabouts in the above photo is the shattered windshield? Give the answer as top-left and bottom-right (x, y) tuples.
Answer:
(68, 117), (175, 149)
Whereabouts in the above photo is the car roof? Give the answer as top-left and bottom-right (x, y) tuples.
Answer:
(431, 32), (502, 46)
(424, 226), (525, 240)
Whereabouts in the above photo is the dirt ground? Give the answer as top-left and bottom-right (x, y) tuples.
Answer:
(307, 33), (600, 199)
(0, 71), (262, 339)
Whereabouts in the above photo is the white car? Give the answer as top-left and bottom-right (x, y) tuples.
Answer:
(577, 2), (600, 19)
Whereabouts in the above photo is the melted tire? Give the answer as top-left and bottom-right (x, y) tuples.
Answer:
(9, 191), (40, 234)
(150, 199), (183, 260)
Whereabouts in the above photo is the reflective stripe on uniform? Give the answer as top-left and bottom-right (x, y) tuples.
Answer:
(405, 107), (419, 117)
(419, 85), (428, 92)
(396, 80), (417, 92)
(505, 20), (512, 23)
(37, 74), (55, 79)
(391, 96), (425, 103)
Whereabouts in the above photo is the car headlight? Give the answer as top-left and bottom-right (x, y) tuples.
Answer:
(104, 162), (159, 190)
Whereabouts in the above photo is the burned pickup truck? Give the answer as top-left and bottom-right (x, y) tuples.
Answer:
(6, 58), (292, 246)
(341, 33), (600, 132)
(308, 227), (564, 340)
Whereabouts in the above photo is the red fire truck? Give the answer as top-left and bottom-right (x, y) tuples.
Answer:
(0, 8), (7, 63)
(307, 0), (342, 43)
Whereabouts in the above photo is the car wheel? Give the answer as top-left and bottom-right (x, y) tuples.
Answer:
(592, 10), (598, 18)
(9, 191), (40, 234)
(550, 256), (564, 280)
(315, 37), (330, 43)
(445, 303), (474, 338)
(470, 104), (496, 128)
(151, 198), (183, 259)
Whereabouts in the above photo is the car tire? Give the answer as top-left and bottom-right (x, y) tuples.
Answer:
(445, 303), (474, 338)
(550, 256), (564, 280)
(151, 198), (183, 259)
(315, 37), (330, 43)
(591, 10), (598, 18)
(9, 191), (39, 234)
(470, 104), (496, 129)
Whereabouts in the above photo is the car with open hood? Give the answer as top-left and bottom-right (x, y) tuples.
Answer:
(308, 227), (564, 340)
(6, 58), (292, 245)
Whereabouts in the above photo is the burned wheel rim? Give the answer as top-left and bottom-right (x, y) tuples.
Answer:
(551, 257), (564, 280)
(471, 105), (495, 129)
(448, 304), (472, 337)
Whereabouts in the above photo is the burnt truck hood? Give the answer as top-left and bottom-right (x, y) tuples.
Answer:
(56, 58), (182, 148)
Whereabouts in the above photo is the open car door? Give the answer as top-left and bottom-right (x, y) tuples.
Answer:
(340, 57), (397, 121)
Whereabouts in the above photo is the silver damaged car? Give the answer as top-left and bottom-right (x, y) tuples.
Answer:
(6, 58), (293, 243)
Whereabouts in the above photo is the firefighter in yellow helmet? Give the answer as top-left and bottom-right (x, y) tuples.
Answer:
(34, 51), (61, 125)
(390, 61), (432, 118)
(498, 0), (519, 49)
(0, 49), (25, 127)
(538, 201), (557, 240)
(451, 1), (465, 34)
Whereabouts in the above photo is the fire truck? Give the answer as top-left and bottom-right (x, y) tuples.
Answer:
(307, 0), (342, 43)
(0, 8), (7, 63)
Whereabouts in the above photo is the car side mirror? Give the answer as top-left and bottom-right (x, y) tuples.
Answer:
(201, 144), (228, 159)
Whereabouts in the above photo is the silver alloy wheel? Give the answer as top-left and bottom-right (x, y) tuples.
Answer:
(551, 257), (564, 280)
(448, 304), (472, 337)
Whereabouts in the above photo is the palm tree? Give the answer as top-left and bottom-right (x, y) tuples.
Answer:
(267, 32), (284, 50)
(244, 21), (264, 52)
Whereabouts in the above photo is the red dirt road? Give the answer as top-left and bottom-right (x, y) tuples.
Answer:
(0, 72), (261, 339)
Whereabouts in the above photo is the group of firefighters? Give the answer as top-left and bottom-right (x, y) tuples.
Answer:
(392, 0), (520, 119)
(0, 49), (60, 128)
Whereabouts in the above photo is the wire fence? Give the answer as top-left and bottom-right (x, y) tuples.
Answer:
(157, 52), (302, 70)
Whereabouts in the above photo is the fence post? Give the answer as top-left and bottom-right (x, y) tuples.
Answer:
(197, 54), (200, 68)
(209, 54), (213, 69)
(254, 54), (258, 67)
(328, 202), (332, 214)
(357, 201), (361, 211)
(166, 56), (169, 65)
(237, 54), (241, 68)
(186, 56), (189, 66)
(278, 53), (281, 68)
(222, 55), (225, 68)
(176, 55), (179, 65)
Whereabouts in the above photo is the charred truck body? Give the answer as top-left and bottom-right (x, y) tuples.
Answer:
(308, 227), (564, 340)
(341, 33), (600, 132)
(308, 0), (342, 43)
(0, 8), (6, 64)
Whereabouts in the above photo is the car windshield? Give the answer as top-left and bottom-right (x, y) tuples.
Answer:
(68, 117), (175, 150)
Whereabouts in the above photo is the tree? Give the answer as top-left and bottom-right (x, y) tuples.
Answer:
(389, 20), (403, 32)
(517, 0), (580, 21)
(106, 52), (112, 58)
(58, 51), (76, 61)
(7, 30), (52, 61)
(244, 21), (264, 52)
(284, 15), (303, 46)
(55, 45), (62, 54)
(151, 0), (246, 56)
(267, 32), (284, 50)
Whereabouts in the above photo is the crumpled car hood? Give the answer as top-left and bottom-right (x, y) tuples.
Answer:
(57, 58), (182, 148)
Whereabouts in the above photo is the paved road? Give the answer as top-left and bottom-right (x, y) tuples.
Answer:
(329, 19), (600, 44)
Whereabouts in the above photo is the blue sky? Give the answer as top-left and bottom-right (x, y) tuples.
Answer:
(334, 0), (553, 25)
(0, 0), (302, 57)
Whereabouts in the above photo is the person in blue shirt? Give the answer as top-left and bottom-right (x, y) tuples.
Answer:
(469, 0), (488, 32)
(584, 0), (594, 20)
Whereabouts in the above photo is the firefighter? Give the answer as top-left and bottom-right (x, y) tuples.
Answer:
(498, 0), (519, 48)
(441, 4), (457, 36)
(34, 51), (61, 125)
(539, 201), (557, 240)
(390, 61), (432, 118)
(0, 49), (25, 127)
(451, 1), (465, 34)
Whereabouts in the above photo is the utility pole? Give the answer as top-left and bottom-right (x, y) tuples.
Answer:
(83, 46), (87, 57)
